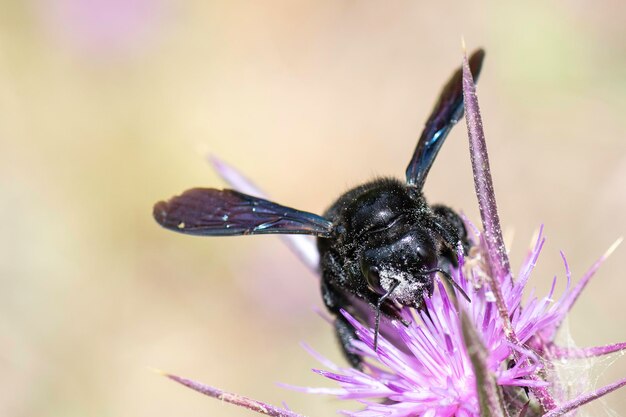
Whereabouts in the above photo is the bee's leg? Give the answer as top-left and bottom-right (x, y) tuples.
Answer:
(432, 204), (471, 252)
(334, 315), (363, 369)
(321, 279), (363, 369)
(429, 205), (474, 303)
(431, 204), (471, 264)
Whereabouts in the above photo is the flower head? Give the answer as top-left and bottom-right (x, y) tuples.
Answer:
(295, 224), (623, 417)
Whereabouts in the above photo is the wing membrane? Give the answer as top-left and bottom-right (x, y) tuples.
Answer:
(406, 49), (485, 188)
(153, 188), (333, 237)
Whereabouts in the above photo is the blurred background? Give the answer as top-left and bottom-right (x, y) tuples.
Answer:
(1, 1), (625, 416)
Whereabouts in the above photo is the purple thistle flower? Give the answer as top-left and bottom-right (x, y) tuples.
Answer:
(162, 50), (626, 416)
(289, 224), (623, 417)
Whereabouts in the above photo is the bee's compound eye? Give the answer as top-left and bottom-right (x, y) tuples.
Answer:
(364, 266), (385, 295)
(417, 244), (438, 270)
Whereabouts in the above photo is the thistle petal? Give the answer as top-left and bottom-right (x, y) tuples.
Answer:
(548, 238), (623, 337)
(164, 372), (306, 417)
(542, 377), (626, 417)
(549, 342), (626, 359)
(461, 49), (511, 283)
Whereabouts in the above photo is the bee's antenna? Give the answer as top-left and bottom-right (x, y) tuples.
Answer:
(423, 268), (471, 303)
(373, 279), (400, 353)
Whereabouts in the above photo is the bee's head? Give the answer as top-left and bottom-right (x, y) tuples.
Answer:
(359, 228), (438, 308)
(342, 180), (438, 308)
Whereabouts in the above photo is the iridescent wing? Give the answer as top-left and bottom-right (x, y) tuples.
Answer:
(405, 49), (485, 189)
(153, 188), (333, 237)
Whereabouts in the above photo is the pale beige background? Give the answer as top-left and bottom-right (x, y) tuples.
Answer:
(1, 1), (625, 416)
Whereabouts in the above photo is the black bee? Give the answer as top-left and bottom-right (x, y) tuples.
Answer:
(154, 49), (484, 368)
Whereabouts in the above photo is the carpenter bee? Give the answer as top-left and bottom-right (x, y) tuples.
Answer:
(154, 49), (484, 368)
